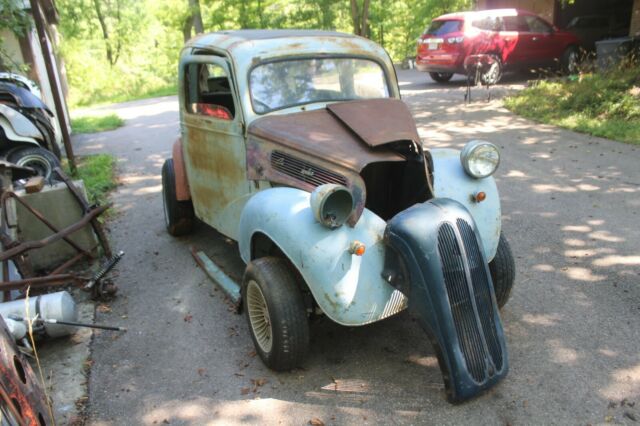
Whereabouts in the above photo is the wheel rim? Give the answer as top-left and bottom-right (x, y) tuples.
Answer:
(483, 61), (501, 85)
(567, 51), (578, 74)
(16, 154), (52, 180)
(247, 280), (273, 353)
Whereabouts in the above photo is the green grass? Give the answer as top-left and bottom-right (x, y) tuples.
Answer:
(71, 113), (125, 134)
(504, 64), (640, 144)
(69, 154), (117, 205)
(70, 83), (177, 109)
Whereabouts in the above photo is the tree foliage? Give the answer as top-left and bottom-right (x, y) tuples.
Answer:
(0, 0), (32, 71)
(57, 0), (474, 106)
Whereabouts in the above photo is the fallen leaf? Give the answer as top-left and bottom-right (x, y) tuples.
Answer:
(184, 314), (193, 323)
(309, 418), (324, 426)
(197, 368), (206, 377)
(97, 304), (112, 313)
(248, 350), (257, 357)
(241, 387), (250, 395)
(234, 373), (244, 377)
(251, 378), (267, 387)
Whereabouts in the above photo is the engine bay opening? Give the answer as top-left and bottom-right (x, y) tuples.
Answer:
(361, 157), (431, 221)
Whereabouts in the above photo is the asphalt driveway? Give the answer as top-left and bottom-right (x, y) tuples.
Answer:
(76, 70), (640, 425)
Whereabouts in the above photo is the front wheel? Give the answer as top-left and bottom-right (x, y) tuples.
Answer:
(242, 257), (309, 371)
(489, 232), (515, 308)
(429, 72), (454, 83)
(7, 146), (60, 183)
(561, 46), (579, 75)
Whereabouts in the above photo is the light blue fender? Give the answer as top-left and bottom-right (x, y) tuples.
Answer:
(238, 187), (407, 327)
(430, 148), (501, 261)
(0, 104), (42, 145)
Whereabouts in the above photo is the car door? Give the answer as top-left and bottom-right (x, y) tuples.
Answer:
(179, 54), (251, 240)
(522, 15), (561, 67)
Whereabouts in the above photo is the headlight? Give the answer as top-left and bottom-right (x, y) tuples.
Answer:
(460, 140), (500, 178)
(310, 184), (354, 229)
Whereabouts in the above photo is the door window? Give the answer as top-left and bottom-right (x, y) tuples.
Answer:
(185, 63), (235, 120)
(502, 15), (529, 32)
(524, 16), (553, 33)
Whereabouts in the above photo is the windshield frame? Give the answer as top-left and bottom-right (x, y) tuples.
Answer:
(247, 54), (393, 115)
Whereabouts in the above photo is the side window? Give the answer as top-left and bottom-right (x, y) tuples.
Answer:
(185, 63), (235, 120)
(472, 16), (502, 32)
(525, 16), (553, 33)
(503, 16), (530, 32)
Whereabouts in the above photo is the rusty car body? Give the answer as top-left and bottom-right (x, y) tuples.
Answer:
(162, 30), (516, 403)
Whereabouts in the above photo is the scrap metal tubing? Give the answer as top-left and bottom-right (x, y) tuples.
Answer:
(0, 273), (86, 291)
(0, 191), (94, 259)
(0, 204), (109, 262)
(54, 167), (113, 258)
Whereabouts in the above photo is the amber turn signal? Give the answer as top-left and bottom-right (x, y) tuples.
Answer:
(349, 241), (366, 256)
(473, 191), (487, 203)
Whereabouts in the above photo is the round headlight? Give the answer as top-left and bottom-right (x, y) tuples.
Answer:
(460, 141), (500, 178)
(310, 184), (354, 229)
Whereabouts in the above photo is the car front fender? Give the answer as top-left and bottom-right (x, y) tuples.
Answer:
(430, 148), (501, 261)
(0, 104), (42, 145)
(238, 187), (407, 326)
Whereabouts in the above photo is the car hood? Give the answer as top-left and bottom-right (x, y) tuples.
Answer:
(247, 98), (421, 172)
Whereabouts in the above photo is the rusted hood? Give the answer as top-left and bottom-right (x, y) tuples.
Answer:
(248, 99), (421, 171)
(327, 98), (420, 147)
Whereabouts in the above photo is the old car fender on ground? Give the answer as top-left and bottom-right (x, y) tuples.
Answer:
(430, 148), (501, 261)
(238, 187), (408, 327)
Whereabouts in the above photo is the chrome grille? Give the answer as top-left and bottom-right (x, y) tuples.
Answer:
(271, 151), (347, 187)
(437, 220), (503, 383)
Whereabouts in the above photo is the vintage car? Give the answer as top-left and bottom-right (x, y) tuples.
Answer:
(162, 29), (515, 403)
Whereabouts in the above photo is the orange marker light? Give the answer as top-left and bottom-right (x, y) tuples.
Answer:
(350, 241), (366, 256)
(474, 191), (487, 203)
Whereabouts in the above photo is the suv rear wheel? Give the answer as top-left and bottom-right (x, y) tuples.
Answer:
(479, 55), (502, 85)
(429, 72), (454, 83)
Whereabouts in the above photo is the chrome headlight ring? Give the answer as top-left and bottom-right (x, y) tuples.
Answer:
(460, 140), (500, 179)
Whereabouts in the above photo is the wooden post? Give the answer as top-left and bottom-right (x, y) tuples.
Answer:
(28, 0), (77, 173)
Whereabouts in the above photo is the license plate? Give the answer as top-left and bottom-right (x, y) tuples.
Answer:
(428, 42), (439, 50)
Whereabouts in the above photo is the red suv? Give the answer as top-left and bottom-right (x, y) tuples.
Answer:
(416, 9), (581, 84)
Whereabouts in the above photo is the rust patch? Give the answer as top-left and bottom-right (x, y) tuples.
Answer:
(172, 138), (191, 201)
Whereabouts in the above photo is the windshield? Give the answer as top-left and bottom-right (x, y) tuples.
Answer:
(249, 58), (390, 114)
(425, 20), (462, 36)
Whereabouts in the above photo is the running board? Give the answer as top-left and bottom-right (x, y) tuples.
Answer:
(191, 248), (241, 307)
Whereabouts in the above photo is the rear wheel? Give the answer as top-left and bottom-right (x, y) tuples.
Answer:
(489, 232), (515, 308)
(242, 257), (309, 371)
(429, 72), (454, 83)
(161, 158), (194, 236)
(7, 146), (60, 183)
(479, 55), (502, 85)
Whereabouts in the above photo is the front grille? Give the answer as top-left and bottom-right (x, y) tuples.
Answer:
(437, 220), (503, 383)
(271, 151), (347, 187)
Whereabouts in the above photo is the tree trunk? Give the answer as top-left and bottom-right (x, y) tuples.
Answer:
(189, 0), (204, 34)
(182, 16), (192, 43)
(92, 0), (114, 65)
(360, 0), (370, 37)
(349, 0), (360, 35)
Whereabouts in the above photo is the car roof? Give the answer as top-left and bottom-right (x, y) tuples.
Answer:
(434, 9), (536, 20)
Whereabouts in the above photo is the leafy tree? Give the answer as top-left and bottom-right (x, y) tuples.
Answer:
(0, 0), (32, 71)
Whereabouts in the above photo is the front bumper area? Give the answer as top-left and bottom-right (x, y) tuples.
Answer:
(385, 198), (508, 402)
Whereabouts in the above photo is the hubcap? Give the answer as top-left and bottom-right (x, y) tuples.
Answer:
(483, 61), (500, 85)
(247, 280), (273, 353)
(568, 52), (578, 74)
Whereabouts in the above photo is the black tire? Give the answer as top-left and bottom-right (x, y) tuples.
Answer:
(489, 232), (515, 309)
(429, 72), (454, 83)
(561, 46), (579, 75)
(479, 54), (502, 85)
(7, 146), (60, 183)
(161, 158), (194, 236)
(242, 257), (309, 371)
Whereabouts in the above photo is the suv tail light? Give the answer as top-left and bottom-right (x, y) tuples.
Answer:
(446, 36), (465, 44)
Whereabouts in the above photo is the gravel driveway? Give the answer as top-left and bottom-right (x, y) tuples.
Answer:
(76, 70), (640, 425)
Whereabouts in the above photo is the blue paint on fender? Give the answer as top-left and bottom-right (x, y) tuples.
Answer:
(239, 187), (407, 326)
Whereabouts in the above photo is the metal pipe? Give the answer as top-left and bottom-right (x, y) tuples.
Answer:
(0, 274), (84, 291)
(191, 248), (241, 305)
(28, 0), (76, 172)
